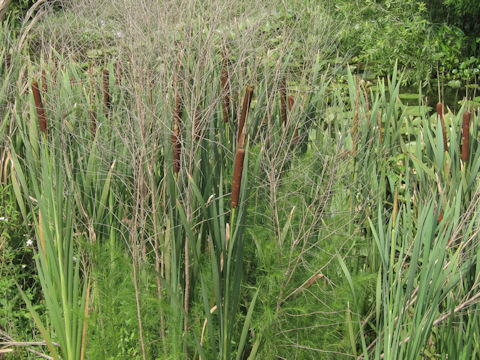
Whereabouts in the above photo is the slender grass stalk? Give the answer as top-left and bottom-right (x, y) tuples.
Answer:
(31, 80), (47, 135)
(280, 76), (287, 127)
(462, 110), (470, 162)
(436, 102), (448, 152)
(103, 68), (110, 116)
(6, 53), (11, 70)
(238, 86), (253, 146)
(221, 46), (230, 123)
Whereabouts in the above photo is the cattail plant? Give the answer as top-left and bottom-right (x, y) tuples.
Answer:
(221, 46), (231, 123)
(172, 93), (182, 174)
(462, 110), (470, 162)
(280, 76), (287, 127)
(232, 86), (253, 208)
(237, 86), (253, 145)
(103, 68), (110, 116)
(436, 102), (448, 152)
(31, 81), (47, 135)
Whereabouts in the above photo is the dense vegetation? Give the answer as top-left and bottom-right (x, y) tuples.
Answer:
(1, 0), (479, 359)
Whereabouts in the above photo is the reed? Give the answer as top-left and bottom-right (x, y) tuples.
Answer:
(103, 68), (110, 116)
(31, 80), (48, 135)
(436, 102), (448, 152)
(462, 110), (470, 162)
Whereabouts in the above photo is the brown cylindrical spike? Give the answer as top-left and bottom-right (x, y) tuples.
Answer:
(462, 111), (471, 162)
(231, 148), (245, 208)
(31, 81), (47, 135)
(221, 47), (230, 123)
(436, 102), (448, 152)
(238, 86), (253, 147)
(103, 69), (110, 116)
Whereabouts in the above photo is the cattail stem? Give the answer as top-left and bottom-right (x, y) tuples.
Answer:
(436, 102), (448, 152)
(462, 110), (471, 162)
(172, 93), (183, 174)
(31, 81), (47, 135)
(238, 86), (253, 147)
(103, 68), (110, 117)
(280, 76), (287, 127)
(221, 47), (230, 123)
(231, 148), (245, 208)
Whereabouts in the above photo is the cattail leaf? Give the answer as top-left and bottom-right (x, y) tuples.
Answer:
(236, 286), (260, 360)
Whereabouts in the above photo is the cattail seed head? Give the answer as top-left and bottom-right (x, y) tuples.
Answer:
(221, 47), (230, 123)
(238, 86), (253, 147)
(103, 68), (110, 116)
(462, 111), (471, 162)
(231, 148), (245, 208)
(436, 102), (448, 152)
(31, 81), (47, 135)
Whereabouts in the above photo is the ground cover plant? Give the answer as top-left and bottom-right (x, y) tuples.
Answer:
(1, 1), (480, 359)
